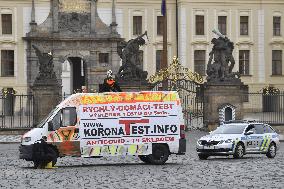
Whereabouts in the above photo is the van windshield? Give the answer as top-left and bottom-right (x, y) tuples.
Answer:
(36, 108), (58, 128)
(212, 124), (247, 134)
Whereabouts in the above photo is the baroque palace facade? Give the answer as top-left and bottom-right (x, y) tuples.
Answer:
(0, 0), (283, 95)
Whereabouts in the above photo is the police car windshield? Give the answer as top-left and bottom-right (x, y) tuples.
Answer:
(212, 124), (247, 134)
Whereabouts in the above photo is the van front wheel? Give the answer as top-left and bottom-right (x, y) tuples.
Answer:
(148, 144), (170, 165)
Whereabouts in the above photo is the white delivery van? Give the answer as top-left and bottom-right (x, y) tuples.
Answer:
(19, 91), (186, 165)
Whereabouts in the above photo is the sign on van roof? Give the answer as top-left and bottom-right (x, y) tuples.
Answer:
(80, 91), (179, 105)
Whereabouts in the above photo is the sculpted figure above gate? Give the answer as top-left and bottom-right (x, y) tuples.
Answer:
(206, 29), (240, 82)
(117, 31), (148, 81)
(32, 45), (57, 85)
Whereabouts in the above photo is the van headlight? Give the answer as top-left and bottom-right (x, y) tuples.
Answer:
(23, 137), (31, 142)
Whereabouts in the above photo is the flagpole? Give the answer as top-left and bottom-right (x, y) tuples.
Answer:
(162, 0), (168, 90)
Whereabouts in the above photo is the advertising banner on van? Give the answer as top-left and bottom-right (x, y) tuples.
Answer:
(79, 92), (182, 157)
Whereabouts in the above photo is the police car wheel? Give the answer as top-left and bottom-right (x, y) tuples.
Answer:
(233, 143), (244, 159)
(148, 144), (169, 165)
(266, 143), (276, 158)
(198, 154), (209, 160)
(138, 155), (151, 164)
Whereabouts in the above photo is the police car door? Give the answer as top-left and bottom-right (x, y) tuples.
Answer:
(244, 125), (259, 152)
(253, 124), (265, 152)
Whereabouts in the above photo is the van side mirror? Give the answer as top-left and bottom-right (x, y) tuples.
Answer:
(245, 130), (254, 135)
(48, 121), (54, 131)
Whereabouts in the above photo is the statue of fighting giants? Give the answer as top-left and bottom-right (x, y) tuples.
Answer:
(117, 31), (148, 80)
(32, 45), (57, 84)
(207, 29), (240, 82)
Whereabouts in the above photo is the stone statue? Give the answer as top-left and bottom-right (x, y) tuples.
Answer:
(117, 31), (148, 80)
(32, 45), (57, 84)
(207, 29), (240, 82)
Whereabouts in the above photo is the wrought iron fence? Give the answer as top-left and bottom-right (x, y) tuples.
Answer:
(1, 90), (283, 129)
(243, 92), (284, 125)
(0, 94), (34, 129)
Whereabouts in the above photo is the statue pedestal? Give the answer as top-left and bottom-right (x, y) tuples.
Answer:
(32, 84), (61, 125)
(204, 81), (247, 131)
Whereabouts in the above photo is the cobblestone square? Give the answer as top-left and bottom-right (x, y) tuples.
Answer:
(0, 131), (283, 189)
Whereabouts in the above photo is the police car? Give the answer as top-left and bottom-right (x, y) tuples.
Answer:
(196, 121), (280, 160)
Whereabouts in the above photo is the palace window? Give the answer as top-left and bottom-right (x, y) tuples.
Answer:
(1, 50), (14, 77)
(99, 53), (109, 64)
(240, 16), (248, 35)
(218, 16), (227, 35)
(272, 50), (282, 75)
(273, 16), (281, 36)
(195, 15), (204, 35)
(157, 16), (164, 36)
(1, 14), (12, 35)
(239, 50), (250, 75)
(133, 16), (142, 35)
(194, 50), (206, 76)
(156, 50), (162, 71)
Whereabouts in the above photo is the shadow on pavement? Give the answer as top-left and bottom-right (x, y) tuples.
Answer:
(204, 156), (267, 161)
(21, 162), (179, 169)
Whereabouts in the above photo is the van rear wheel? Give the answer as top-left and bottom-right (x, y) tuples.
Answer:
(148, 144), (170, 165)
(198, 154), (209, 160)
(138, 155), (151, 164)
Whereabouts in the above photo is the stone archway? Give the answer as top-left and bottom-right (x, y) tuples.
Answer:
(24, 0), (122, 95)
(61, 53), (87, 95)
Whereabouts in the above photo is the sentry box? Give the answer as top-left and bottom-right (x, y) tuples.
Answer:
(19, 91), (186, 166)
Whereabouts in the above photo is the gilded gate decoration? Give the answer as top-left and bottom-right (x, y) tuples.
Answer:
(149, 57), (204, 129)
(149, 56), (203, 85)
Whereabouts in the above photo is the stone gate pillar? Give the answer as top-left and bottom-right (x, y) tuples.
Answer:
(31, 45), (61, 125)
(204, 82), (246, 131)
(32, 84), (61, 125)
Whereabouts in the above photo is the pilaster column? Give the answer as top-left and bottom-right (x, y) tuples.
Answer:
(30, 0), (37, 31)
(90, 0), (98, 35)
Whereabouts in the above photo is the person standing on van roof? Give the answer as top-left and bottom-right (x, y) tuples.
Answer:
(81, 86), (87, 93)
(99, 70), (122, 92)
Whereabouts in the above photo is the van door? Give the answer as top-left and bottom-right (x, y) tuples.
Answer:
(47, 107), (80, 156)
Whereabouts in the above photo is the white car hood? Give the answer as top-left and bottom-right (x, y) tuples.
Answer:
(200, 134), (241, 141)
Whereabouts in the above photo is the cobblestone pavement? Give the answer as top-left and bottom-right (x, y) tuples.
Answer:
(0, 135), (21, 143)
(0, 131), (283, 189)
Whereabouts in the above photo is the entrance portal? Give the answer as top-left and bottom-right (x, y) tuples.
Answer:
(69, 57), (85, 93)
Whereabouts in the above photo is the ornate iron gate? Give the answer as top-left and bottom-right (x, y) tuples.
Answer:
(149, 57), (204, 129)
